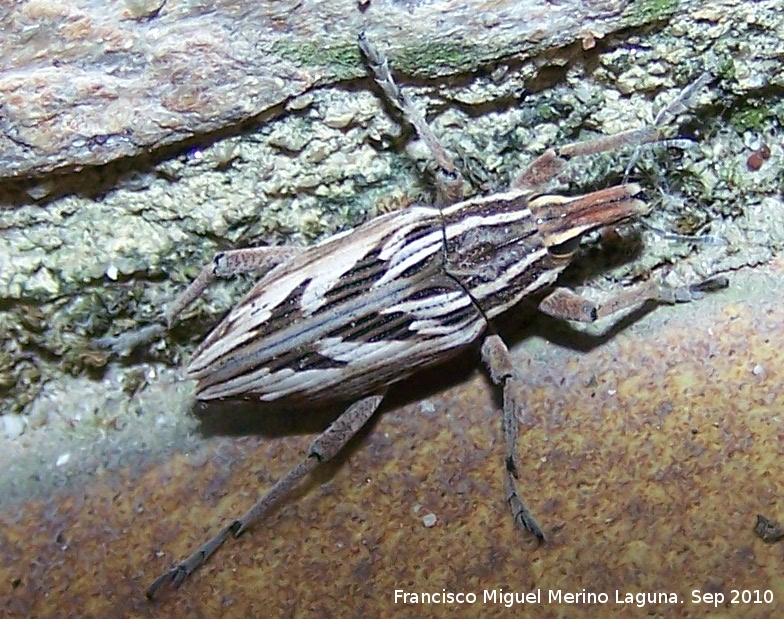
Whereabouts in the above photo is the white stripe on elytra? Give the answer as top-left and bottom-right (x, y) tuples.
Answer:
(377, 207), (440, 260)
(410, 314), (486, 338)
(382, 289), (470, 319)
(301, 208), (439, 314)
(199, 310), (486, 401)
(374, 230), (443, 288)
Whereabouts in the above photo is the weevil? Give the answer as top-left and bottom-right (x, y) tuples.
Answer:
(101, 34), (726, 597)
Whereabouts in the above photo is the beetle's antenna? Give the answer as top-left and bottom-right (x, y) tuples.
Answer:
(358, 32), (464, 205)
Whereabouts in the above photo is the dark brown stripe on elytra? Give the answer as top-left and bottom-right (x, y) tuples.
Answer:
(315, 248), (387, 314)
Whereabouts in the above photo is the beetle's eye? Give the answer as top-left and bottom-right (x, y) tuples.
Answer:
(547, 236), (580, 258)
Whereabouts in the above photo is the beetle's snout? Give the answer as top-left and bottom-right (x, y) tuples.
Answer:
(529, 184), (649, 253)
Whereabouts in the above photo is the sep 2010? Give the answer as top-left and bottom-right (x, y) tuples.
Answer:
(692, 590), (773, 607)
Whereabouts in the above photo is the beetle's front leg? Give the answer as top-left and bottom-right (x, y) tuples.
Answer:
(537, 276), (729, 324)
(515, 73), (712, 191)
(98, 246), (300, 353)
(514, 128), (660, 191)
(481, 334), (546, 542)
(146, 391), (385, 599)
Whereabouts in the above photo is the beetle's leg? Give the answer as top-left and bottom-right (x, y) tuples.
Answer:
(480, 334), (546, 542)
(515, 73), (712, 191)
(146, 392), (385, 599)
(97, 246), (300, 353)
(163, 247), (300, 327)
(358, 32), (463, 204)
(514, 129), (659, 191)
(537, 275), (729, 324)
(476, 278), (728, 541)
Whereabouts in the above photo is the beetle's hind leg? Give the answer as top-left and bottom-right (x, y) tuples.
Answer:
(161, 246), (300, 329)
(146, 392), (385, 599)
(358, 32), (463, 204)
(97, 246), (300, 354)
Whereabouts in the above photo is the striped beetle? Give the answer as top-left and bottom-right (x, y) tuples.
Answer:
(103, 34), (725, 597)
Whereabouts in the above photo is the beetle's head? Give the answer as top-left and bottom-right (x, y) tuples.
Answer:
(530, 183), (649, 261)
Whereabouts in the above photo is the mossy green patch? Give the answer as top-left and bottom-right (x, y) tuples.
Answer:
(394, 40), (478, 75)
(271, 36), (503, 80)
(271, 39), (365, 80)
(629, 0), (679, 23)
(730, 103), (772, 132)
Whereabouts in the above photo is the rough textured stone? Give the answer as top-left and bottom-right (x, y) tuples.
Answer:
(1, 0), (649, 178)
